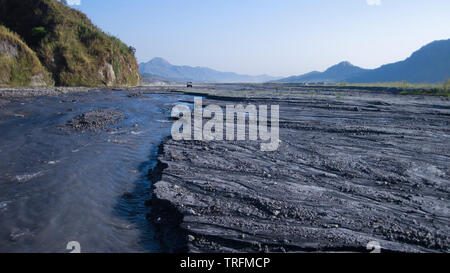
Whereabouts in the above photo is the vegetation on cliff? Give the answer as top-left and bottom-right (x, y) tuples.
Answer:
(0, 0), (140, 87)
(0, 25), (53, 87)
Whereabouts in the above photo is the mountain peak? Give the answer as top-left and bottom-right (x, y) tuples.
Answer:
(149, 57), (171, 66)
(277, 61), (366, 83)
(337, 61), (353, 66)
(323, 61), (365, 76)
(327, 61), (355, 70)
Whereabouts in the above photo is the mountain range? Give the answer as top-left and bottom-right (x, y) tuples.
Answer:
(140, 39), (449, 84)
(139, 57), (279, 83)
(278, 39), (450, 84)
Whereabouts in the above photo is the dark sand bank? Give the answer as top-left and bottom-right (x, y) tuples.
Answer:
(149, 85), (449, 253)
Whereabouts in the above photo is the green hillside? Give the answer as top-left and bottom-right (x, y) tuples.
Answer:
(0, 25), (53, 87)
(0, 0), (140, 87)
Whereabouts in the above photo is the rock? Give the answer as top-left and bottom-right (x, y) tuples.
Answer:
(99, 63), (117, 87)
(30, 74), (48, 87)
(66, 109), (124, 131)
(184, 208), (197, 216)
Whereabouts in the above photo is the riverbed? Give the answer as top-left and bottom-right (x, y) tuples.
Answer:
(0, 84), (449, 253)
(151, 84), (450, 253)
(0, 89), (190, 253)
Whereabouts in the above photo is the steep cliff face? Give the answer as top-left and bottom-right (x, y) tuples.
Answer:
(0, 0), (141, 87)
(0, 25), (53, 87)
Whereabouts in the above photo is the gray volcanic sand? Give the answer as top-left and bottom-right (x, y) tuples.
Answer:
(150, 85), (450, 253)
(1, 84), (448, 253)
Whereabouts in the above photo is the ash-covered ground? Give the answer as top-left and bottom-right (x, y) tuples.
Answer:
(150, 84), (450, 253)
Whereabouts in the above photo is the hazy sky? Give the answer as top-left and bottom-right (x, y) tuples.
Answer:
(71, 0), (450, 77)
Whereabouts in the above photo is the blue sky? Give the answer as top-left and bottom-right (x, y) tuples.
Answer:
(70, 0), (450, 77)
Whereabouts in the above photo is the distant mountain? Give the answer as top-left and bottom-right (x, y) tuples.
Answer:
(277, 62), (367, 83)
(278, 39), (450, 84)
(139, 57), (279, 83)
(348, 39), (450, 83)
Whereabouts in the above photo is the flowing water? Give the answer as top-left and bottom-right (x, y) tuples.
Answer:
(0, 90), (191, 253)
